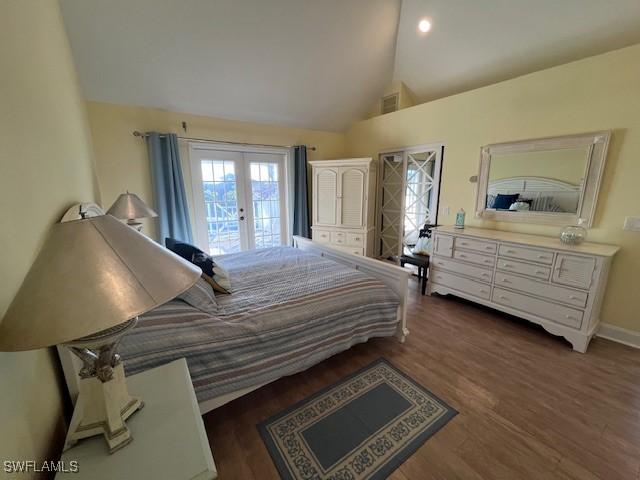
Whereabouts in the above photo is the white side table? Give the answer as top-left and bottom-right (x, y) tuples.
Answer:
(56, 358), (217, 480)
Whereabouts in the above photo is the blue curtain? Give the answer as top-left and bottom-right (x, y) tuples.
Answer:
(292, 146), (311, 238)
(147, 132), (193, 243)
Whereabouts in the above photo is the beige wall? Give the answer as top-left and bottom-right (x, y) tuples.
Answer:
(86, 102), (347, 239)
(346, 44), (640, 332)
(0, 0), (99, 473)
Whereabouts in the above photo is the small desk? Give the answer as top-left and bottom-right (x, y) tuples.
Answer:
(56, 359), (217, 480)
(399, 251), (430, 295)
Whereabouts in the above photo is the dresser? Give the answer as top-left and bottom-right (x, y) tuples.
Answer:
(309, 158), (376, 256)
(428, 226), (619, 352)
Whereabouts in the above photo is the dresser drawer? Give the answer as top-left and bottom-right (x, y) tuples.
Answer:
(498, 244), (553, 265)
(346, 232), (364, 246)
(330, 231), (346, 245)
(433, 234), (454, 257)
(312, 229), (331, 243)
(495, 272), (588, 308)
(431, 271), (491, 300)
(455, 237), (497, 254)
(497, 258), (550, 280)
(333, 245), (363, 256)
(493, 288), (583, 329)
(431, 257), (493, 283)
(453, 249), (496, 268)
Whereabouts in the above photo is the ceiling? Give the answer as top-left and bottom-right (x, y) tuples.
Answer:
(60, 0), (640, 132)
(59, 0), (401, 132)
(395, 0), (640, 102)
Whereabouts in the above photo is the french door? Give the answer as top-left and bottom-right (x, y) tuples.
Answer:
(377, 145), (443, 259)
(190, 147), (287, 255)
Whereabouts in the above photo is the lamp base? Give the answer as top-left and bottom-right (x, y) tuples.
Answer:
(126, 219), (143, 232)
(63, 318), (143, 453)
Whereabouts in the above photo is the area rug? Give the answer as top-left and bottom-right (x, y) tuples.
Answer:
(258, 358), (457, 480)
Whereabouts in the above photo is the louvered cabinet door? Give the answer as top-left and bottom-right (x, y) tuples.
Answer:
(552, 254), (596, 290)
(338, 167), (366, 228)
(314, 168), (338, 226)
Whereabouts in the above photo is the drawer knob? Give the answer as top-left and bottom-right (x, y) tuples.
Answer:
(501, 278), (510, 283)
(485, 246), (493, 250)
(460, 242), (468, 245)
(507, 249), (516, 254)
(569, 295), (579, 300)
(566, 315), (577, 320)
(499, 295), (508, 300)
(504, 263), (512, 267)
(482, 273), (490, 277)
(536, 270), (546, 275)
(459, 254), (467, 258)
(484, 260), (491, 264)
(480, 289), (487, 293)
(537, 255), (548, 259)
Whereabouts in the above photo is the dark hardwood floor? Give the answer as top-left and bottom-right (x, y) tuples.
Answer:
(203, 278), (640, 479)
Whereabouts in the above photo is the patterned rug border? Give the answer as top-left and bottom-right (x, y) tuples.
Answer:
(257, 358), (458, 479)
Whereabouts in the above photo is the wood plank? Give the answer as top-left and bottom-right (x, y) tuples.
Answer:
(202, 280), (640, 479)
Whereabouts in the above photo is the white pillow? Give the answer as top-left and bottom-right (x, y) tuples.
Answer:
(213, 265), (232, 292)
(177, 277), (218, 314)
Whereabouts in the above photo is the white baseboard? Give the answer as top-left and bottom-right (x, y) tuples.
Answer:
(596, 323), (640, 349)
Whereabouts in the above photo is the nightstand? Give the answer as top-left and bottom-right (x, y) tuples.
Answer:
(56, 358), (217, 480)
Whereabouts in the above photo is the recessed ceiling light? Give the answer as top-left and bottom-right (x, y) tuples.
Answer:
(418, 18), (432, 33)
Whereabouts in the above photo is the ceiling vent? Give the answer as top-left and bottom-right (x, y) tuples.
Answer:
(381, 93), (399, 115)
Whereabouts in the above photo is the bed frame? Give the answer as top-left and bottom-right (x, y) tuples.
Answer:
(57, 236), (410, 415)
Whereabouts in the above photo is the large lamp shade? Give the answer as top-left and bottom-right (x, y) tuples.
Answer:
(0, 214), (200, 351)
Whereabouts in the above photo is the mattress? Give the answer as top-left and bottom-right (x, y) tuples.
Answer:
(119, 246), (400, 402)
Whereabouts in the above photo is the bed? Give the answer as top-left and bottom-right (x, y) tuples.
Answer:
(486, 176), (581, 212)
(58, 236), (409, 414)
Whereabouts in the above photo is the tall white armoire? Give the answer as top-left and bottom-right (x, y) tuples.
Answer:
(309, 158), (376, 256)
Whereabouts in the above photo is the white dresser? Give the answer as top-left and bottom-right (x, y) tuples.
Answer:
(309, 158), (376, 256)
(428, 226), (619, 352)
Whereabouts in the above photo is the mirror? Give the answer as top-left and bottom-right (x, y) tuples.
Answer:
(475, 132), (610, 227)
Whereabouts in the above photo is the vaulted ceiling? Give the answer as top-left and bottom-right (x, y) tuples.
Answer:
(60, 0), (640, 132)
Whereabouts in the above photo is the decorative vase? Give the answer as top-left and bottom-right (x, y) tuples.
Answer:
(455, 209), (466, 229)
(560, 220), (587, 245)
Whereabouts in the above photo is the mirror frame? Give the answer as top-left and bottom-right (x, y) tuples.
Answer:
(475, 131), (610, 227)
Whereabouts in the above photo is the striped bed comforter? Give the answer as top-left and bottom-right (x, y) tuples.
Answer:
(120, 246), (400, 403)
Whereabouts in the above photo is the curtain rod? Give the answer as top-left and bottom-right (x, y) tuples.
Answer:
(132, 131), (316, 151)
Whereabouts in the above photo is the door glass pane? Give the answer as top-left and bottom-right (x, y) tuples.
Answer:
(201, 160), (241, 255)
(379, 153), (404, 258)
(250, 161), (282, 249)
(404, 151), (436, 246)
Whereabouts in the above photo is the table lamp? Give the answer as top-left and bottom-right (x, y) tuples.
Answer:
(0, 213), (200, 452)
(107, 192), (158, 231)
